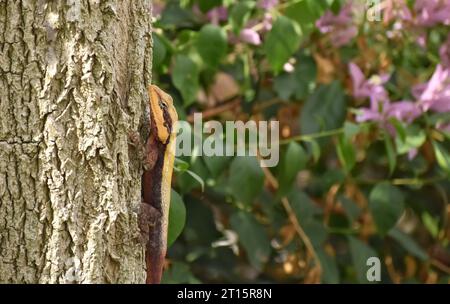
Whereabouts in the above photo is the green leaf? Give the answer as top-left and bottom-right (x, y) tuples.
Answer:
(300, 81), (347, 135)
(348, 236), (378, 283)
(167, 190), (186, 247)
(197, 0), (222, 13)
(330, 0), (344, 13)
(264, 16), (302, 73)
(336, 122), (363, 175)
(196, 24), (227, 67)
(303, 220), (328, 246)
(273, 73), (297, 101)
(288, 190), (327, 246)
(174, 158), (190, 172)
(177, 157), (208, 194)
(432, 141), (450, 173)
(304, 139), (321, 163)
(284, 0), (328, 35)
(278, 142), (309, 196)
(317, 249), (339, 283)
(422, 212), (439, 238)
(273, 56), (317, 100)
(176, 30), (198, 50)
(289, 190), (322, 221)
(161, 261), (200, 284)
(389, 119), (406, 142)
(321, 169), (346, 190)
(343, 121), (360, 138)
(388, 228), (428, 261)
(384, 134), (397, 175)
(230, 1), (255, 33)
(185, 169), (205, 191)
(336, 134), (356, 173)
(160, 2), (197, 28)
(203, 155), (233, 178)
(368, 183), (405, 235)
(230, 211), (271, 270)
(172, 54), (199, 106)
(153, 34), (167, 69)
(395, 124), (426, 155)
(228, 156), (264, 205)
(339, 196), (361, 222)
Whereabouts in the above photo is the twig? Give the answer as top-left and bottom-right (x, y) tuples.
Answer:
(279, 128), (344, 145)
(355, 176), (448, 186)
(259, 164), (323, 279)
(252, 98), (287, 113)
(431, 259), (450, 275)
(187, 98), (240, 123)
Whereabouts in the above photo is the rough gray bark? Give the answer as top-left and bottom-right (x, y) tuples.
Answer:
(0, 0), (152, 283)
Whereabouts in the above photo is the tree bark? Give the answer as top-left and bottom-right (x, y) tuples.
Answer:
(0, 0), (152, 283)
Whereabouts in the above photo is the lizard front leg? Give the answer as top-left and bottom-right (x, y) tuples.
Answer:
(128, 131), (158, 171)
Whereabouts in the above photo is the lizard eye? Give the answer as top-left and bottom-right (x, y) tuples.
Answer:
(159, 100), (168, 109)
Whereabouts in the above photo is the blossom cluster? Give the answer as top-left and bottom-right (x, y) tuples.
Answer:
(206, 0), (277, 46)
(314, 1), (450, 133)
(316, 0), (450, 47)
(350, 61), (450, 124)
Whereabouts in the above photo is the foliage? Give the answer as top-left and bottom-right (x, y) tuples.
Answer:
(155, 0), (450, 283)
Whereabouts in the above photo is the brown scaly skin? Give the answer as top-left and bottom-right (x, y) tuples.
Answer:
(131, 85), (178, 284)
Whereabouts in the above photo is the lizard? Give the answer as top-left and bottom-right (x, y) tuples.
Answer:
(131, 85), (178, 284)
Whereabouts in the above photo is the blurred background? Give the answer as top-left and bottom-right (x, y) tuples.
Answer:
(153, 0), (450, 283)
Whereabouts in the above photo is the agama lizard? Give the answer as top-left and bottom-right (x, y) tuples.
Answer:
(131, 85), (178, 284)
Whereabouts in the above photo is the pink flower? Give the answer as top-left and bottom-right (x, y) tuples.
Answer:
(356, 64), (450, 125)
(356, 98), (422, 159)
(316, 4), (354, 33)
(408, 148), (419, 160)
(349, 63), (422, 125)
(437, 122), (450, 133)
(262, 13), (273, 31)
(383, 0), (412, 23)
(257, 0), (278, 10)
(356, 101), (421, 124)
(236, 13), (272, 46)
(349, 63), (390, 104)
(316, 3), (358, 47)
(414, 0), (450, 27)
(386, 101), (422, 123)
(416, 64), (450, 113)
(240, 28), (261, 45)
(416, 33), (428, 48)
(206, 6), (228, 25)
(331, 26), (358, 48)
(355, 108), (383, 123)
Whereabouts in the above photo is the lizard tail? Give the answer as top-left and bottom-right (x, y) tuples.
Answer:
(145, 245), (166, 284)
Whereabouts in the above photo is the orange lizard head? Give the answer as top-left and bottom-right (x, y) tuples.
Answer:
(148, 85), (178, 145)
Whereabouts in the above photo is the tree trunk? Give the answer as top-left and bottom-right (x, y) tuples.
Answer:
(0, 0), (152, 283)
